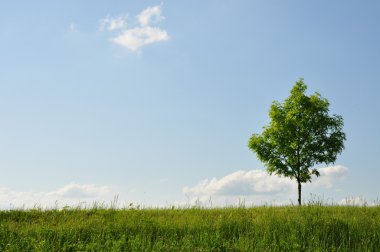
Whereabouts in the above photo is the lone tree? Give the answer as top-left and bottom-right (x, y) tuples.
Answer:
(248, 79), (346, 205)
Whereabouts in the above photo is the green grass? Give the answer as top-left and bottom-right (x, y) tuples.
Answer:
(0, 205), (379, 251)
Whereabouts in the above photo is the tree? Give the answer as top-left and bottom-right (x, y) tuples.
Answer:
(248, 79), (346, 205)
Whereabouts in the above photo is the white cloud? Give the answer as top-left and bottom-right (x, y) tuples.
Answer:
(338, 197), (377, 206)
(183, 170), (295, 196)
(47, 183), (112, 198)
(99, 15), (128, 31)
(0, 183), (116, 209)
(99, 4), (169, 52)
(310, 165), (347, 188)
(183, 166), (348, 206)
(137, 4), (165, 27)
(111, 26), (169, 52)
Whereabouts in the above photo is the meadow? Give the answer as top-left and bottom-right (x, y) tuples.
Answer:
(0, 204), (379, 251)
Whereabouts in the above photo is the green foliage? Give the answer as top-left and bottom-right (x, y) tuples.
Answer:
(248, 79), (346, 204)
(0, 206), (379, 251)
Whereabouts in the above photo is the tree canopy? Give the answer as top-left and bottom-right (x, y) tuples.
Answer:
(248, 79), (346, 205)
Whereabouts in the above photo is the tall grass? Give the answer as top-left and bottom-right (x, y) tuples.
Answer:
(0, 205), (379, 251)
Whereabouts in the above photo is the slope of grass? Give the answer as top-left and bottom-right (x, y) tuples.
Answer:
(0, 205), (379, 251)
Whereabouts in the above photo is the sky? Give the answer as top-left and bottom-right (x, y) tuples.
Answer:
(1, 1), (379, 208)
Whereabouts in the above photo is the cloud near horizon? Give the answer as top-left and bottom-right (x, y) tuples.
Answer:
(100, 4), (169, 52)
(0, 183), (116, 209)
(183, 165), (348, 206)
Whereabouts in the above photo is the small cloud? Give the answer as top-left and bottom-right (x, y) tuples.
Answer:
(183, 165), (348, 206)
(99, 4), (169, 53)
(111, 26), (169, 52)
(137, 4), (165, 27)
(47, 183), (112, 198)
(99, 15), (128, 31)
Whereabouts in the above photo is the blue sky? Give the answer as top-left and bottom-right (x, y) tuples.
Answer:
(1, 1), (379, 208)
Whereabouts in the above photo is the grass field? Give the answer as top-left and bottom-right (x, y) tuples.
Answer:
(0, 205), (379, 251)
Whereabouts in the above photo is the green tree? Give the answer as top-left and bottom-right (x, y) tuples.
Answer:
(248, 79), (346, 205)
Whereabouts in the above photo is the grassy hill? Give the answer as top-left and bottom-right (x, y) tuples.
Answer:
(1, 205), (379, 251)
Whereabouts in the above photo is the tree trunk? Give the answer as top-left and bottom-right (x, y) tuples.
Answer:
(297, 180), (302, 206)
